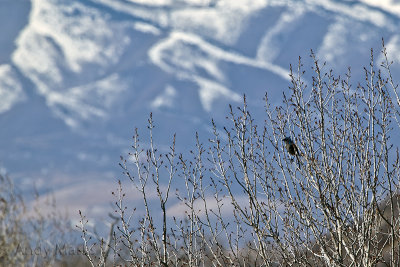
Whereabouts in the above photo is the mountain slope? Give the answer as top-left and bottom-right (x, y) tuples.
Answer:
(1, 0), (400, 217)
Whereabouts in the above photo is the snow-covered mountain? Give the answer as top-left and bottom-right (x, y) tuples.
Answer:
(1, 0), (400, 218)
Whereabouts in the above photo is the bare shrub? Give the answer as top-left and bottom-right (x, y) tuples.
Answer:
(0, 173), (77, 266)
(79, 40), (400, 266)
(0, 174), (28, 265)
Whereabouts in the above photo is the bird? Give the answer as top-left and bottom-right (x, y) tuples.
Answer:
(282, 136), (303, 168)
(282, 137), (299, 156)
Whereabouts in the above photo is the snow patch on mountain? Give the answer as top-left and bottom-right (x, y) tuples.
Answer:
(317, 16), (383, 70)
(96, 0), (268, 45)
(26, 0), (127, 73)
(148, 31), (289, 111)
(151, 85), (177, 109)
(0, 65), (25, 113)
(127, 0), (172, 6)
(170, 0), (268, 45)
(306, 0), (395, 30)
(318, 17), (350, 64)
(48, 73), (129, 128)
(133, 22), (161, 35)
(196, 76), (241, 112)
(12, 0), (132, 127)
(359, 0), (400, 17)
(384, 35), (400, 63)
(256, 6), (306, 63)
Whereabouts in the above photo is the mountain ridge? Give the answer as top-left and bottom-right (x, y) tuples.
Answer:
(1, 0), (400, 218)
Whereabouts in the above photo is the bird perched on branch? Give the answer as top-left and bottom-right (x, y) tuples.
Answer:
(282, 137), (301, 167)
(282, 137), (299, 156)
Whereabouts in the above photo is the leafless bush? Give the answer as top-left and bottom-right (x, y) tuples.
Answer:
(0, 174), (77, 266)
(79, 40), (400, 266)
(0, 174), (28, 265)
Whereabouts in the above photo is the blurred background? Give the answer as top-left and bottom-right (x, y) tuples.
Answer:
(1, 0), (400, 222)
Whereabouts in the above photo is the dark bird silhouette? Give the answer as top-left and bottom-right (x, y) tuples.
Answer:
(283, 137), (302, 168)
(282, 137), (299, 156)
